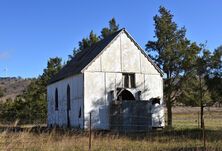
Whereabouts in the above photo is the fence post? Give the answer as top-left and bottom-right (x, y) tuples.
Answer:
(198, 111), (199, 128)
(202, 117), (206, 150)
(89, 112), (92, 151)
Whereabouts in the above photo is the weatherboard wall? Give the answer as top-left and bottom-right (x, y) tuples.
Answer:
(83, 32), (164, 129)
(47, 74), (84, 128)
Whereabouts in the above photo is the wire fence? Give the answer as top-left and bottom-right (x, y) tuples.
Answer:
(0, 107), (222, 150)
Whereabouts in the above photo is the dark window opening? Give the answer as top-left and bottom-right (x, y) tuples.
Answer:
(55, 88), (58, 110)
(117, 89), (136, 100)
(67, 85), (71, 110)
(123, 73), (136, 88)
(79, 107), (81, 118)
(151, 97), (161, 105)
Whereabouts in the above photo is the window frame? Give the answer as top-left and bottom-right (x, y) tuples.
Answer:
(122, 73), (136, 88)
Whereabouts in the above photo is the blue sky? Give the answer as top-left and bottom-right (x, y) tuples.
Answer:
(0, 0), (222, 78)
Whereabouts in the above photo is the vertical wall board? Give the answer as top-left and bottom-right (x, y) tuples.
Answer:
(104, 73), (116, 129)
(135, 73), (145, 100)
(84, 72), (106, 129)
(47, 30), (164, 129)
(120, 33), (140, 73)
(101, 36), (121, 72)
(140, 52), (159, 75)
(47, 74), (84, 127)
(84, 56), (101, 72)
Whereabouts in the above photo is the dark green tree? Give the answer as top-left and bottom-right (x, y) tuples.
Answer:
(195, 46), (212, 128)
(206, 46), (222, 106)
(68, 31), (99, 61)
(146, 6), (201, 127)
(68, 48), (79, 61)
(68, 18), (119, 60)
(79, 31), (99, 51)
(0, 57), (62, 123)
(101, 18), (119, 39)
(23, 57), (62, 122)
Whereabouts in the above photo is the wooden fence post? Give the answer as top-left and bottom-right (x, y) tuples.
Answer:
(89, 112), (92, 151)
(203, 117), (206, 150)
(198, 111), (199, 128)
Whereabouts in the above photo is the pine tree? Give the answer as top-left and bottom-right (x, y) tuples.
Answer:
(101, 18), (119, 39)
(206, 46), (222, 106)
(146, 6), (201, 127)
(68, 18), (119, 60)
(78, 31), (99, 51)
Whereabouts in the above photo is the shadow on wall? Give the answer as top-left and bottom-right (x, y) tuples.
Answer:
(85, 80), (164, 130)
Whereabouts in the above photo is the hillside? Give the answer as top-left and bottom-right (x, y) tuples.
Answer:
(0, 77), (32, 102)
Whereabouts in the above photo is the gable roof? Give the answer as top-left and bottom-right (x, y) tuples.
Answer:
(48, 28), (163, 85)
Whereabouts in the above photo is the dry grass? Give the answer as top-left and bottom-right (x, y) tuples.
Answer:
(1, 129), (222, 151)
(0, 77), (31, 102)
(0, 107), (222, 151)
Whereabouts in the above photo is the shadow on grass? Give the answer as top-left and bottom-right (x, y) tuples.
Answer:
(119, 128), (222, 142)
(0, 125), (222, 142)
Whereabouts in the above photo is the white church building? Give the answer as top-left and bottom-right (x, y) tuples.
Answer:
(47, 28), (164, 130)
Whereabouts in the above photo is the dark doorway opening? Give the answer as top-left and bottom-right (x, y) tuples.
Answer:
(117, 89), (135, 100)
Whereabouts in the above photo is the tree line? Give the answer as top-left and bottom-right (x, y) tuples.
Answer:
(0, 18), (119, 124)
(0, 7), (221, 128)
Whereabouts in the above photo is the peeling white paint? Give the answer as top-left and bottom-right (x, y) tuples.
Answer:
(47, 31), (164, 130)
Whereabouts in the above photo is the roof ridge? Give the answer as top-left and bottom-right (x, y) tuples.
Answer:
(48, 28), (163, 85)
(72, 28), (124, 61)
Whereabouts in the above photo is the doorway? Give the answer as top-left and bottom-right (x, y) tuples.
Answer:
(117, 89), (136, 100)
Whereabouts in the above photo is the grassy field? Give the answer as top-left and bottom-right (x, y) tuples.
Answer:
(0, 107), (222, 151)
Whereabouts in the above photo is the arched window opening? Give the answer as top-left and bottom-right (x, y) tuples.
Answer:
(117, 89), (136, 101)
(67, 85), (71, 110)
(55, 88), (58, 110)
(79, 107), (81, 118)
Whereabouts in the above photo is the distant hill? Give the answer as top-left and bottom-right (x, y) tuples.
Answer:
(0, 77), (33, 102)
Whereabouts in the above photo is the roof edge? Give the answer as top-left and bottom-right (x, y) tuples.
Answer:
(81, 28), (164, 76)
(80, 28), (125, 73)
(123, 29), (164, 76)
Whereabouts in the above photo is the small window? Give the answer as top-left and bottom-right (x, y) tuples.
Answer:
(123, 73), (136, 88)
(130, 74), (136, 88)
(151, 97), (161, 105)
(79, 107), (81, 118)
(55, 88), (58, 110)
(67, 85), (71, 110)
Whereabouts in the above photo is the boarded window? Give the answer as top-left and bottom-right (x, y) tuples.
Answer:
(67, 85), (71, 110)
(55, 88), (58, 110)
(123, 73), (136, 88)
